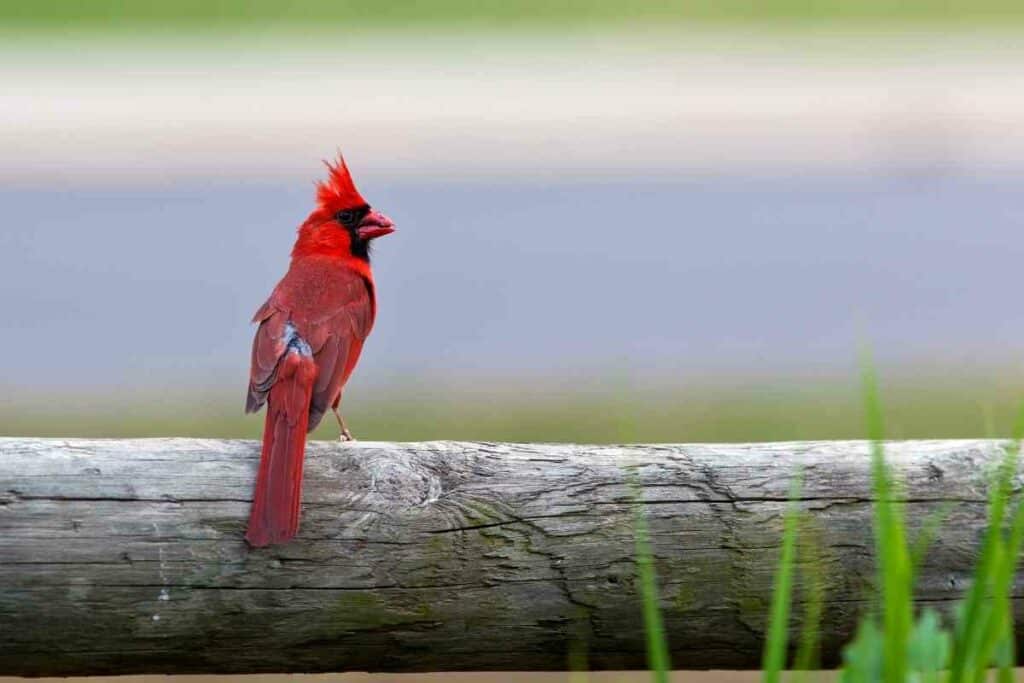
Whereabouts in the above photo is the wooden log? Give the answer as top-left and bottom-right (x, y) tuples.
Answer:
(0, 437), (1018, 675)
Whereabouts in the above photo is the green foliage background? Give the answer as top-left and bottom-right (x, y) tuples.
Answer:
(5, 0), (1024, 32)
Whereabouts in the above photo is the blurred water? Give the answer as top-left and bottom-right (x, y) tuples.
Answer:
(1, 172), (1022, 392)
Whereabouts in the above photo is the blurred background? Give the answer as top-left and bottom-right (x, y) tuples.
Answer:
(2, 1), (1024, 443)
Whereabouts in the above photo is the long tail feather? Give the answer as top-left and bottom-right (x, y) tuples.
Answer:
(246, 348), (317, 547)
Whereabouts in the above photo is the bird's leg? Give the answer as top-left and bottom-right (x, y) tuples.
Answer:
(332, 406), (354, 442)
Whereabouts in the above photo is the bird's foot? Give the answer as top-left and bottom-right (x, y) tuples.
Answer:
(332, 407), (355, 442)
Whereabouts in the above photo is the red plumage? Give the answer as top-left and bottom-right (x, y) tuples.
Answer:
(245, 155), (394, 547)
(246, 349), (316, 546)
(315, 155), (367, 214)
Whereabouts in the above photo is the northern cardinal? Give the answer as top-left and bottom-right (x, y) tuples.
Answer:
(244, 156), (394, 547)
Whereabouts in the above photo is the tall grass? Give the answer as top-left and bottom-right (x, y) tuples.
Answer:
(763, 474), (803, 683)
(771, 364), (1024, 682)
(631, 363), (1024, 681)
(860, 360), (914, 682)
(633, 471), (672, 681)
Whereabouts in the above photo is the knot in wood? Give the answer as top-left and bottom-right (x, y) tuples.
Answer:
(308, 441), (447, 509)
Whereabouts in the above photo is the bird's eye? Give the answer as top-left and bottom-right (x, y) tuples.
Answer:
(337, 210), (356, 226)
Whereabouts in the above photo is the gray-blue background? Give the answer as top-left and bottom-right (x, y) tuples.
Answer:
(3, 172), (1020, 392)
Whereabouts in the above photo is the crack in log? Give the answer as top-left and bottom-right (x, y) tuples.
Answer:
(581, 496), (987, 506)
(5, 492), (252, 504)
(425, 511), (585, 534)
(8, 575), (611, 593)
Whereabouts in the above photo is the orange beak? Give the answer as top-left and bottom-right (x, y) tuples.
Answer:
(357, 210), (395, 240)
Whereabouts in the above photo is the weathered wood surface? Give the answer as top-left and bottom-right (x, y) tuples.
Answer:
(0, 437), (1019, 674)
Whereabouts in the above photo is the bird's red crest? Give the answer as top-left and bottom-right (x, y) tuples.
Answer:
(315, 155), (367, 213)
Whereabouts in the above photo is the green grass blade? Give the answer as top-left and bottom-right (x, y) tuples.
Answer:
(968, 459), (1024, 683)
(986, 401), (1016, 683)
(632, 471), (671, 682)
(762, 473), (803, 683)
(861, 354), (913, 683)
(793, 513), (827, 674)
(950, 431), (1023, 682)
(995, 598), (1015, 683)
(952, 477), (1005, 680)
(567, 606), (590, 683)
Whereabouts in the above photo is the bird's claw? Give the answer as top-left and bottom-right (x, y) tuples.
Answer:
(339, 428), (355, 442)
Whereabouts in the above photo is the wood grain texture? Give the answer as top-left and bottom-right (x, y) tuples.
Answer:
(0, 437), (1018, 674)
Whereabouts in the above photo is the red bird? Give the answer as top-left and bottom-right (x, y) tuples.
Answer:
(245, 156), (394, 547)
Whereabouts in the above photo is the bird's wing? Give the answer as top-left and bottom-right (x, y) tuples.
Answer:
(246, 302), (290, 414)
(246, 262), (375, 430)
(306, 270), (374, 431)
